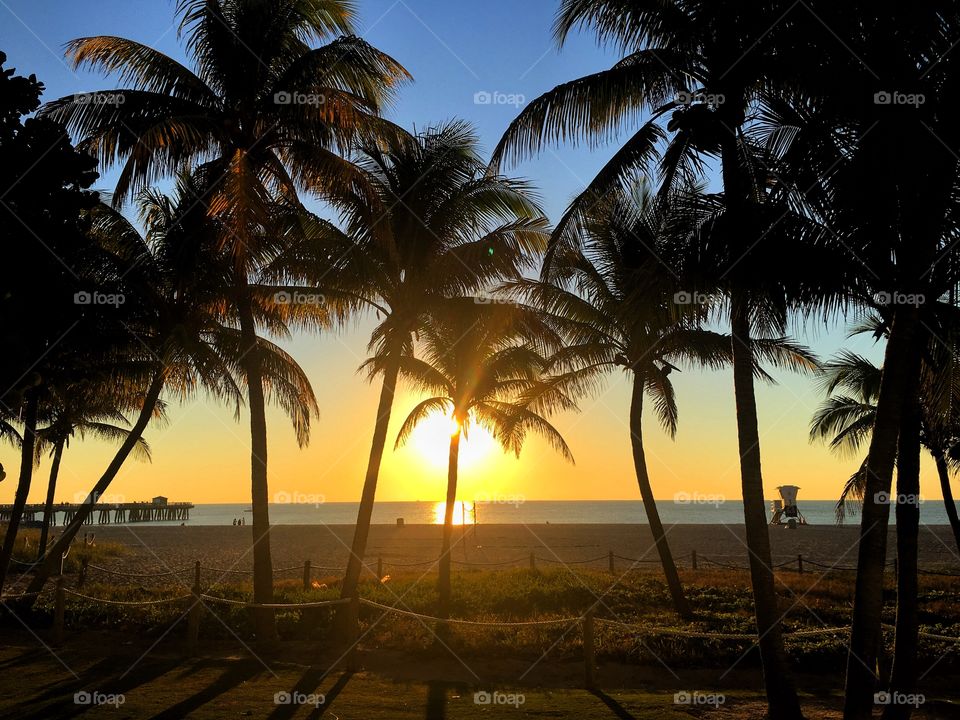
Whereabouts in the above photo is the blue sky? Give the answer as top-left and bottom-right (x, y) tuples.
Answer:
(0, 1), (903, 506)
(0, 0), (623, 222)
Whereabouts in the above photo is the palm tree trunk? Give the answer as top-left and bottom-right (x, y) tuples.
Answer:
(629, 374), (690, 618)
(716, 120), (802, 719)
(933, 451), (960, 556)
(730, 292), (803, 720)
(236, 287), (276, 644)
(22, 370), (165, 605)
(438, 428), (461, 621)
(844, 306), (922, 720)
(883, 391), (921, 720)
(37, 439), (65, 561)
(338, 352), (402, 634)
(0, 388), (40, 593)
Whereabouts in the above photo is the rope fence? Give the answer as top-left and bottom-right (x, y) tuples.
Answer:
(87, 564), (193, 578)
(199, 565), (306, 576)
(9, 545), (953, 655)
(4, 563), (955, 693)
(30, 586), (960, 645)
(359, 598), (579, 627)
(354, 599), (958, 692)
(199, 594), (350, 610)
(59, 550), (959, 588)
(64, 588), (191, 606)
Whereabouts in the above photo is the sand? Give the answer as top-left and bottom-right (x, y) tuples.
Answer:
(78, 523), (960, 577)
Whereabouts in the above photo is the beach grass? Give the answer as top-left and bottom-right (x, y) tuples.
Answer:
(8, 526), (128, 574)
(18, 567), (959, 672)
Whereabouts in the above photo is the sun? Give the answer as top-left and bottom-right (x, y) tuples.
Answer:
(409, 411), (496, 470)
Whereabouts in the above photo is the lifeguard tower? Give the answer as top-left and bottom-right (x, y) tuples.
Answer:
(770, 485), (807, 528)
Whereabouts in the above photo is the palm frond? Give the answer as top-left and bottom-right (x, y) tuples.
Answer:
(395, 397), (452, 449)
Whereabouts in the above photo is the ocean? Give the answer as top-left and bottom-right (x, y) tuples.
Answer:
(130, 499), (959, 527)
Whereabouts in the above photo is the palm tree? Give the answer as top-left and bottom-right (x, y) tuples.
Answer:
(0, 383), (41, 594)
(490, 3), (823, 713)
(39, 0), (409, 639)
(506, 182), (723, 618)
(767, 4), (960, 711)
(0, 52), (99, 592)
(394, 299), (573, 619)
(24, 178), (323, 608)
(296, 120), (550, 631)
(34, 384), (156, 560)
(515, 182), (819, 619)
(810, 320), (960, 718)
(930, 445), (960, 558)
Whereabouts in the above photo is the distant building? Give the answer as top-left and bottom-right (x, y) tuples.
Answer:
(152, 496), (168, 506)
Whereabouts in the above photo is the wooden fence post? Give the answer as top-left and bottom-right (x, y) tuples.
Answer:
(691, 550), (698, 571)
(346, 595), (360, 672)
(608, 551), (615, 574)
(797, 554), (804, 575)
(77, 558), (88, 588)
(583, 608), (596, 690)
(303, 560), (311, 590)
(53, 577), (65, 645)
(529, 553), (536, 571)
(187, 560), (201, 656)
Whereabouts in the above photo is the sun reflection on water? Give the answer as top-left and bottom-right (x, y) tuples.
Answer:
(432, 501), (475, 525)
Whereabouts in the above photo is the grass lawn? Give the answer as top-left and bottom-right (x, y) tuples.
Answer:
(0, 635), (839, 719)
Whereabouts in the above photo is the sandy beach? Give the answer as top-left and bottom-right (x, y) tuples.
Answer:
(78, 523), (960, 577)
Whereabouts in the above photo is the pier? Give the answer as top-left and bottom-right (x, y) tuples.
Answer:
(0, 500), (194, 525)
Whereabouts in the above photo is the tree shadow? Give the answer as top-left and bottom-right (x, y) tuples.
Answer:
(306, 671), (353, 720)
(0, 647), (47, 670)
(147, 660), (263, 720)
(589, 689), (638, 719)
(426, 680), (449, 720)
(424, 680), (474, 719)
(10, 656), (180, 720)
(264, 667), (354, 720)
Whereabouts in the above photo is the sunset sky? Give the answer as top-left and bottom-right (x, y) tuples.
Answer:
(0, 0), (926, 505)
